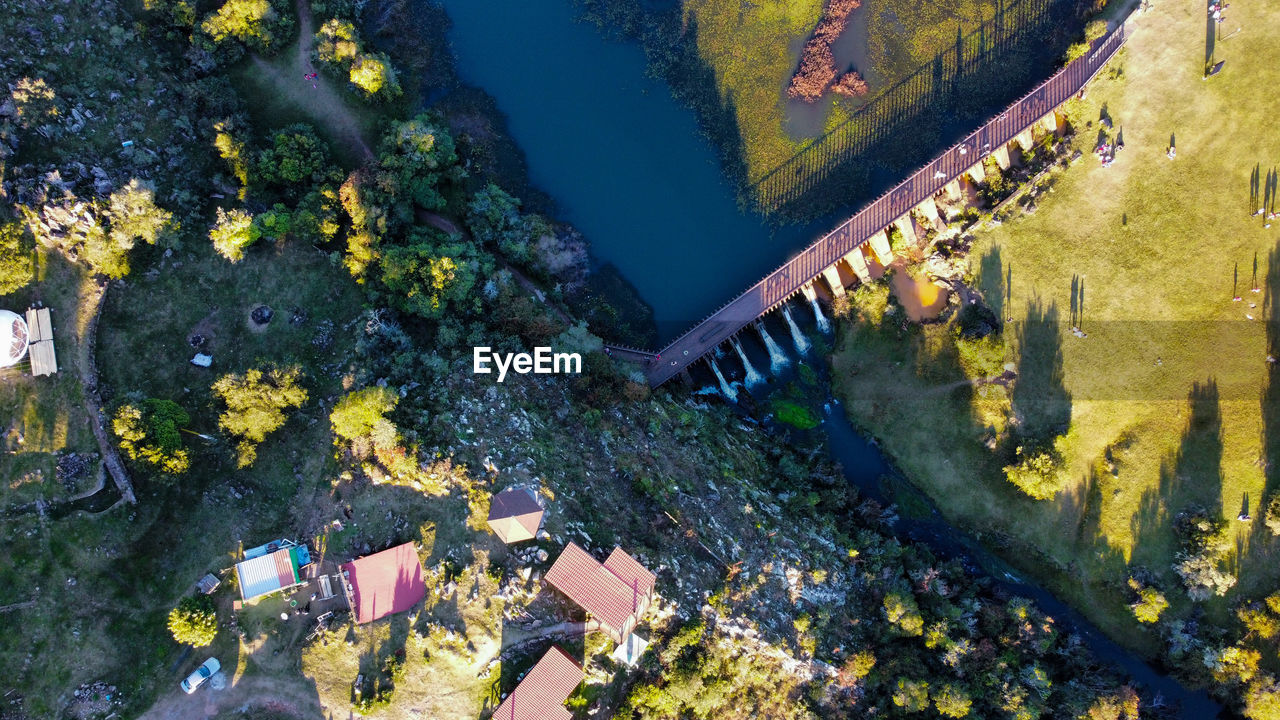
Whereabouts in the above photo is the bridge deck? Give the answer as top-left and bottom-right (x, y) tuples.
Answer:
(642, 24), (1128, 387)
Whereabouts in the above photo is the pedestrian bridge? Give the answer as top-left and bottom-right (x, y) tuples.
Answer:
(611, 24), (1128, 388)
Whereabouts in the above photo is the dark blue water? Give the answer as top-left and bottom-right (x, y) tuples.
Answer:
(437, 0), (817, 342)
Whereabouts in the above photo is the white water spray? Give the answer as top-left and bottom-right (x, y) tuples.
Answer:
(731, 337), (765, 387)
(782, 305), (811, 354)
(756, 322), (790, 373)
(709, 358), (738, 401)
(810, 297), (831, 333)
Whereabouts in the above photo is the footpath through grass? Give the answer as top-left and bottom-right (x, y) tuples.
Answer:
(832, 0), (1280, 650)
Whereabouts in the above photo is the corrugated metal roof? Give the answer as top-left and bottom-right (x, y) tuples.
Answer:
(544, 543), (654, 641)
(236, 548), (299, 600)
(492, 646), (582, 720)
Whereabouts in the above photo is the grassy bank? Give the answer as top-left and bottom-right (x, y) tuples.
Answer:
(832, 0), (1280, 655)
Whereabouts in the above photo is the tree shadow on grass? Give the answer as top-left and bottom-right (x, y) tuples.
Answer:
(1010, 299), (1070, 443)
(977, 244), (1006, 324)
(1129, 380), (1224, 574)
(1240, 242), (1280, 580)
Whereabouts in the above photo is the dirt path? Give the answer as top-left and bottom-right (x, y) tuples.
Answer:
(139, 673), (328, 720)
(251, 0), (374, 162)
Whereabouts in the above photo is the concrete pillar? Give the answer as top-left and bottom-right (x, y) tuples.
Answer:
(1015, 128), (1035, 152)
(1040, 111), (1059, 134)
(992, 145), (1011, 170)
(800, 283), (817, 303)
(868, 230), (894, 267)
(893, 215), (917, 247)
(917, 196), (943, 228)
(966, 161), (986, 185)
(821, 266), (845, 297)
(842, 248), (871, 284)
(943, 179), (962, 201)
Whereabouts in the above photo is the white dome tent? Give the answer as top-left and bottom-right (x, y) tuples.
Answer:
(0, 309), (29, 368)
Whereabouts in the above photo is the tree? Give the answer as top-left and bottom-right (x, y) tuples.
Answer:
(883, 590), (924, 636)
(113, 399), (191, 475)
(213, 119), (250, 195)
(1003, 444), (1066, 500)
(256, 124), (330, 188)
(0, 221), (34, 295)
(330, 386), (399, 451)
(200, 0), (289, 51)
(212, 365), (308, 467)
(892, 678), (929, 712)
(1264, 494), (1280, 535)
(1127, 578), (1168, 623)
(1205, 645), (1261, 685)
(933, 684), (972, 718)
(349, 52), (401, 100)
(1239, 604), (1280, 640)
(105, 179), (174, 248)
(167, 595), (217, 647)
(1246, 676), (1280, 720)
(210, 207), (260, 262)
(379, 230), (493, 320)
(315, 18), (360, 65)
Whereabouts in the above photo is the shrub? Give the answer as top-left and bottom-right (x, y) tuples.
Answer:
(113, 399), (191, 475)
(0, 221), (34, 295)
(255, 124), (330, 188)
(1238, 604), (1280, 640)
(167, 595), (217, 647)
(1003, 444), (1066, 500)
(1126, 578), (1168, 623)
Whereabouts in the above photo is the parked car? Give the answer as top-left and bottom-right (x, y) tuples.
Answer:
(180, 657), (221, 694)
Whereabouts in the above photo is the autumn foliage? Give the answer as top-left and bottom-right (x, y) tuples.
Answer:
(788, 0), (868, 102)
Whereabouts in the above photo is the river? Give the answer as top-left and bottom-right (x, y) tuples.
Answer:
(433, 1), (1223, 715)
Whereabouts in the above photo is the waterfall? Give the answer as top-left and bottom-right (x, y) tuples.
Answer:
(757, 323), (790, 373)
(810, 297), (831, 333)
(782, 305), (811, 355)
(709, 358), (737, 401)
(731, 337), (765, 387)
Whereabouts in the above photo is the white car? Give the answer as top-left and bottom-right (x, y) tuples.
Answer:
(180, 657), (221, 694)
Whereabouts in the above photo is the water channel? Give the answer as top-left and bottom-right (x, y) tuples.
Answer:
(434, 2), (1223, 715)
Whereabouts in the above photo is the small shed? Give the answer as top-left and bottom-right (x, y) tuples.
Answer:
(543, 543), (656, 645)
(197, 573), (221, 595)
(341, 542), (426, 624)
(487, 486), (544, 544)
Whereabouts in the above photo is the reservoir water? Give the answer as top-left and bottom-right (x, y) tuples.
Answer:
(437, 0), (818, 342)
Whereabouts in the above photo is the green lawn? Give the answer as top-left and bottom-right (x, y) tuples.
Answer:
(832, 0), (1280, 649)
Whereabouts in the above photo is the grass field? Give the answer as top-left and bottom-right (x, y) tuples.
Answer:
(832, 0), (1280, 649)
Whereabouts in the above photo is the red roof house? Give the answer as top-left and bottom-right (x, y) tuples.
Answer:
(543, 543), (656, 643)
(492, 645), (583, 720)
(341, 542), (426, 624)
(487, 487), (544, 544)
